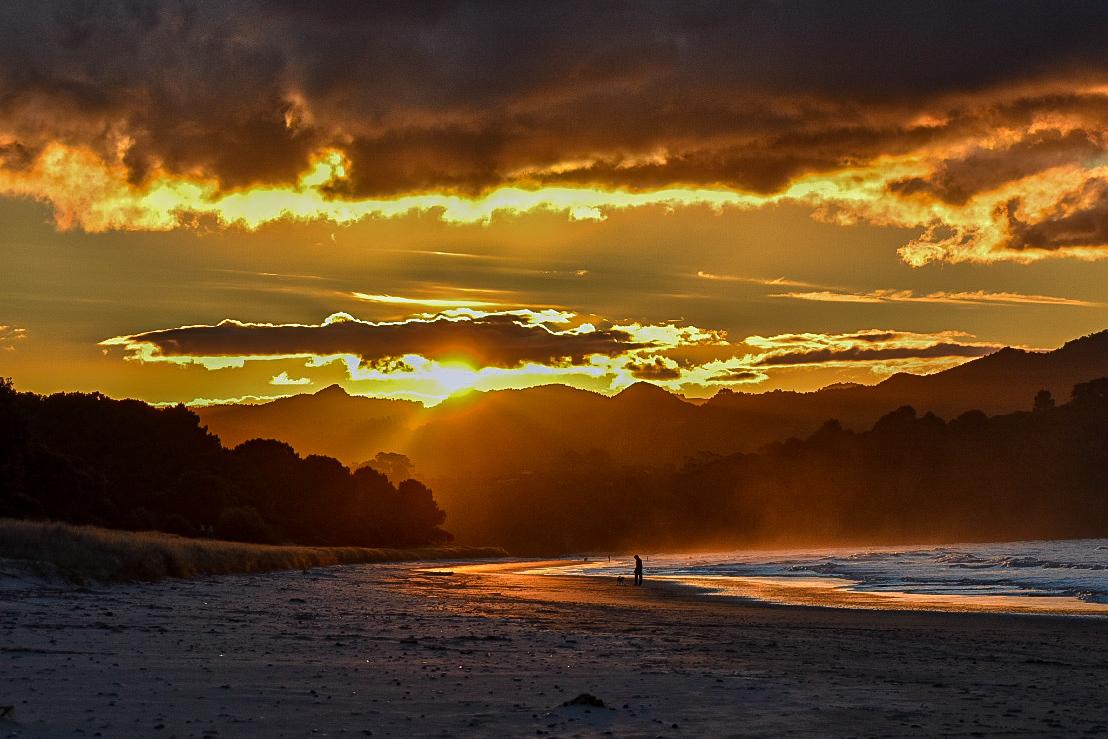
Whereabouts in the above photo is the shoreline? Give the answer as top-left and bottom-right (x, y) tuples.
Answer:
(8, 531), (1106, 621)
(674, 573), (1108, 616)
(3, 559), (1108, 736)
(465, 557), (1108, 618)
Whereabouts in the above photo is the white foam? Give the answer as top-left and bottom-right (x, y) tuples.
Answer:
(558, 538), (1108, 606)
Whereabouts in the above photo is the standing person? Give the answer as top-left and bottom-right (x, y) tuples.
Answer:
(633, 554), (643, 586)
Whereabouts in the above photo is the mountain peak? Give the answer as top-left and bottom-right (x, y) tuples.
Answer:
(983, 346), (1028, 359)
(313, 383), (349, 397)
(1057, 328), (1108, 355)
(614, 381), (685, 404)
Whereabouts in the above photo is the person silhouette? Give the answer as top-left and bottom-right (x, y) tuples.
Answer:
(633, 554), (643, 586)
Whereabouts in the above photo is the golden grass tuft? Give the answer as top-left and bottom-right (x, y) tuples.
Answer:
(0, 518), (507, 584)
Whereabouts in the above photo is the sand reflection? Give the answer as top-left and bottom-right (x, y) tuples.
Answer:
(663, 575), (1108, 615)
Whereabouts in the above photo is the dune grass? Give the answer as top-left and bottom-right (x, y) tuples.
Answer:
(0, 518), (507, 584)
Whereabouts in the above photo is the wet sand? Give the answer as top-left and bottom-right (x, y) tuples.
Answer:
(3, 560), (1108, 737)
(659, 574), (1108, 615)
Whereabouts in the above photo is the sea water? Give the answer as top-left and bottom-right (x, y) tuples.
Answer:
(550, 538), (1108, 613)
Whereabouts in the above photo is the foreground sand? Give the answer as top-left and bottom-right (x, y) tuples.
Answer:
(2, 562), (1108, 737)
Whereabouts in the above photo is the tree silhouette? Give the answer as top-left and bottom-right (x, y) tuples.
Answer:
(439, 375), (1108, 552)
(1033, 389), (1055, 412)
(360, 452), (416, 484)
(0, 382), (452, 547)
(6, 375), (1108, 554)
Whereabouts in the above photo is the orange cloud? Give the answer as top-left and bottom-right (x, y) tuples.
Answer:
(2, 3), (1108, 266)
(101, 309), (654, 371)
(696, 271), (817, 288)
(4, 93), (1108, 270)
(772, 289), (1099, 307)
(100, 306), (1009, 403)
(350, 292), (506, 309)
(733, 329), (1005, 368)
(0, 325), (27, 351)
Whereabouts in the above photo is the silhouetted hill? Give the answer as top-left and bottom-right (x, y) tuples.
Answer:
(0, 381), (451, 547)
(704, 329), (1108, 441)
(196, 329), (1108, 484)
(406, 385), (606, 476)
(613, 381), (687, 407)
(405, 383), (702, 476)
(7, 333), (1108, 552)
(199, 384), (423, 463)
(451, 377), (1108, 552)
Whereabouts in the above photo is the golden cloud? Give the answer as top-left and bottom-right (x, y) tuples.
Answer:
(100, 308), (1010, 403)
(350, 292), (506, 309)
(736, 329), (1005, 368)
(3, 0), (1108, 267)
(771, 289), (1099, 307)
(6, 120), (1108, 269)
(0, 325), (27, 351)
(695, 271), (817, 288)
(270, 371), (312, 386)
(100, 309), (656, 371)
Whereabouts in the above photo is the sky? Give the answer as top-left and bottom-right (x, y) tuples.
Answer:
(2, 0), (1108, 405)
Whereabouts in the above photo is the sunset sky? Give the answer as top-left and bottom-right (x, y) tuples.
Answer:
(3, 1), (1108, 405)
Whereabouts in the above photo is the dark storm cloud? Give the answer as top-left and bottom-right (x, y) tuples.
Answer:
(889, 130), (1106, 204)
(107, 312), (651, 368)
(710, 369), (764, 383)
(2, 0), (1107, 194)
(843, 332), (901, 343)
(1001, 179), (1108, 252)
(627, 356), (681, 381)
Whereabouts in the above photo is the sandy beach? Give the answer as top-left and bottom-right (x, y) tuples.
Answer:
(3, 560), (1108, 738)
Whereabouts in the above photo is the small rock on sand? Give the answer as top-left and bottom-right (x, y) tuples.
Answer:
(562, 693), (605, 708)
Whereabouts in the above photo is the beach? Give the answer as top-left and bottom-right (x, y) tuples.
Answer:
(3, 560), (1108, 738)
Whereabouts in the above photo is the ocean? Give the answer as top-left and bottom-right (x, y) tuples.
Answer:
(542, 538), (1108, 614)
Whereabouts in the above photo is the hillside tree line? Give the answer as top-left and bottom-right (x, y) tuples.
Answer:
(0, 379), (451, 547)
(437, 378), (1108, 553)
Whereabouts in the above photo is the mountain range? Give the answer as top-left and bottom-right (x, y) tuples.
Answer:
(197, 329), (1108, 481)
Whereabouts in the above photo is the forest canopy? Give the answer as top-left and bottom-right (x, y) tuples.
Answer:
(3, 377), (1108, 554)
(0, 379), (450, 547)
(436, 379), (1108, 553)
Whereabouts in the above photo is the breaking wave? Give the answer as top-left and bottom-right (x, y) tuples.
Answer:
(566, 538), (1108, 606)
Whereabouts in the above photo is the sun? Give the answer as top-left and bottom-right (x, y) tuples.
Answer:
(425, 360), (480, 397)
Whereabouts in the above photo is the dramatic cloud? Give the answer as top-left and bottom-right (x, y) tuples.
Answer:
(753, 343), (997, 367)
(626, 356), (682, 381)
(102, 309), (652, 370)
(102, 307), (1010, 403)
(709, 369), (767, 385)
(1001, 178), (1108, 252)
(888, 130), (1106, 206)
(2, 2), (1108, 263)
(738, 329), (1004, 369)
(660, 328), (1010, 394)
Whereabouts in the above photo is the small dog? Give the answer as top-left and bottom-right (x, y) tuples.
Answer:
(616, 575), (626, 585)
